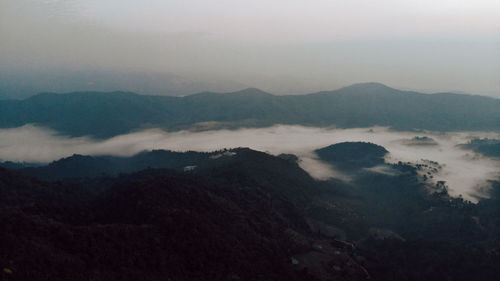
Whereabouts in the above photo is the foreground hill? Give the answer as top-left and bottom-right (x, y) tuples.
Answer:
(0, 150), (365, 281)
(1, 146), (499, 281)
(1, 83), (499, 138)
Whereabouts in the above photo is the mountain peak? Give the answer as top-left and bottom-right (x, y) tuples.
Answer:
(325, 82), (405, 97)
(345, 82), (393, 90)
(231, 88), (272, 96)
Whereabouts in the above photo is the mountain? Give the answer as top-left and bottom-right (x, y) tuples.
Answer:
(1, 147), (499, 280)
(1, 83), (499, 138)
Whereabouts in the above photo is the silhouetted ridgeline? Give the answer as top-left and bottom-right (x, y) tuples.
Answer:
(1, 83), (499, 138)
(17, 150), (211, 181)
(1, 146), (499, 281)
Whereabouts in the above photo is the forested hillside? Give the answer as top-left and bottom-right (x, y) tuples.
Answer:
(1, 146), (498, 281)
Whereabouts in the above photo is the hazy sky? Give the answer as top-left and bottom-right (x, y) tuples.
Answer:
(1, 0), (500, 96)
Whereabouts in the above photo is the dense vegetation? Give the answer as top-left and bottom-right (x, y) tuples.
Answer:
(1, 83), (499, 138)
(315, 142), (388, 170)
(15, 150), (214, 181)
(1, 145), (498, 281)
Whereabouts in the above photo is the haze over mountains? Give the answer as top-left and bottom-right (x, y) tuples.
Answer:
(2, 1), (499, 280)
(1, 83), (499, 138)
(0, 69), (248, 99)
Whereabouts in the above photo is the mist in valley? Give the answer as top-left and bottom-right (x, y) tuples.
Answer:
(1, 124), (498, 201)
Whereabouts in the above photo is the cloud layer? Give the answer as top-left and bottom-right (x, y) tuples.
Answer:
(1, 125), (499, 201)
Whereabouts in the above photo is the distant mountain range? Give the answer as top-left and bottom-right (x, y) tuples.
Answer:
(1, 82), (499, 138)
(0, 69), (247, 99)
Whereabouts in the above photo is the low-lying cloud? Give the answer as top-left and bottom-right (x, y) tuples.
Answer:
(1, 124), (499, 201)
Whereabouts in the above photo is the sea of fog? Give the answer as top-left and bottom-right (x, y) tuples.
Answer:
(1, 125), (499, 201)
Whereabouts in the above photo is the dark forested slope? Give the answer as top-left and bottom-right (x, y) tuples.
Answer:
(1, 146), (499, 281)
(0, 150), (370, 281)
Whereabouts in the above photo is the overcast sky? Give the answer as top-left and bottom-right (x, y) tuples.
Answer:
(1, 0), (499, 96)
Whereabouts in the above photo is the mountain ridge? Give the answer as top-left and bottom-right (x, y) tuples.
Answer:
(1, 83), (499, 138)
(21, 82), (500, 99)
